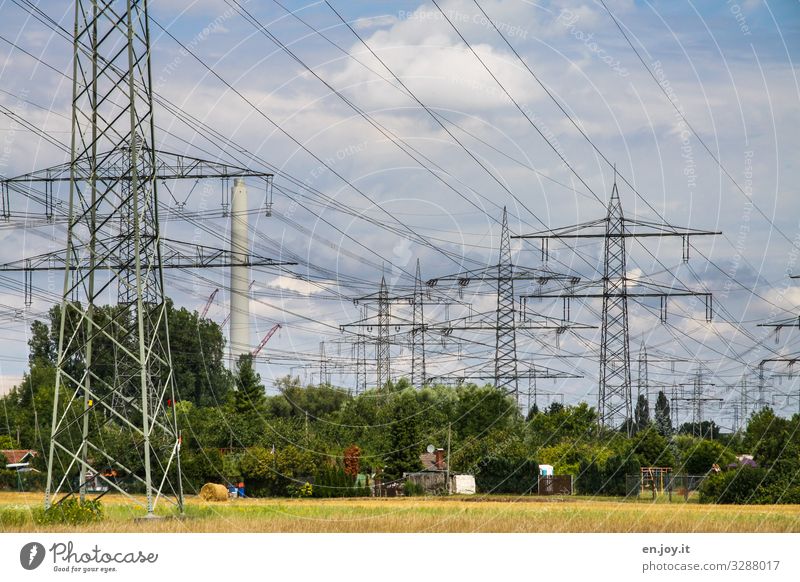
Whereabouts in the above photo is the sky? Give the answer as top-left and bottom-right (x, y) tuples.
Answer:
(0, 0), (799, 427)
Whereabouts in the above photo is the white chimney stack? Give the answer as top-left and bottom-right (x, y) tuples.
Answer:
(229, 177), (250, 365)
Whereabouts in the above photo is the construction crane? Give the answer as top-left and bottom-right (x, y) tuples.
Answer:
(252, 324), (282, 357)
(201, 289), (219, 319)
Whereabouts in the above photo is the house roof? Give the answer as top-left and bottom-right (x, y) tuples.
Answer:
(1, 449), (37, 465)
(419, 451), (448, 472)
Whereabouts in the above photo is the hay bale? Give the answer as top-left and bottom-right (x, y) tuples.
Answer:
(199, 483), (229, 502)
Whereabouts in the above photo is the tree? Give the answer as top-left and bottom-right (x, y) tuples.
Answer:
(382, 390), (422, 480)
(233, 354), (265, 414)
(39, 301), (231, 406)
(654, 391), (672, 437)
(679, 420), (721, 440)
(676, 437), (734, 475)
(343, 445), (361, 477)
(630, 426), (674, 467)
(634, 394), (650, 434)
(269, 376), (350, 419)
(28, 320), (55, 366)
(452, 384), (519, 440)
(163, 302), (232, 406)
(743, 407), (790, 467)
(527, 402), (597, 447)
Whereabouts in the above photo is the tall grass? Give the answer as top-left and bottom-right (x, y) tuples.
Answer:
(1, 492), (799, 533)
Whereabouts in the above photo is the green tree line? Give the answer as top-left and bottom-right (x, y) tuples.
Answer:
(2, 302), (799, 502)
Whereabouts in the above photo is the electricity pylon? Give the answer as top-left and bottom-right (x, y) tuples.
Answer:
(495, 208), (518, 395)
(516, 180), (719, 434)
(426, 207), (588, 402)
(411, 259), (427, 388)
(5, 1), (284, 518)
(341, 267), (457, 390)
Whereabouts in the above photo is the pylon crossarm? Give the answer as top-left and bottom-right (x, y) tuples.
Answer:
(515, 218), (719, 239)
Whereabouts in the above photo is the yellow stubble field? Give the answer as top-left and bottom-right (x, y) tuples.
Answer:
(2, 492), (800, 533)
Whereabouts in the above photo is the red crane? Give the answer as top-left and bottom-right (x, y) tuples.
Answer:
(201, 288), (219, 319)
(252, 324), (282, 357)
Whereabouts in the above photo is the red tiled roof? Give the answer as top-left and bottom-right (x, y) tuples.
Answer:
(1, 449), (37, 465)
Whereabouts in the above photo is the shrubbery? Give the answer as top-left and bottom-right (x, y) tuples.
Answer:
(474, 457), (538, 494)
(0, 469), (46, 491)
(34, 499), (104, 525)
(312, 467), (369, 498)
(700, 463), (800, 504)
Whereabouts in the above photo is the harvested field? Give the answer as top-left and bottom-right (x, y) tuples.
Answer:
(1, 492), (799, 533)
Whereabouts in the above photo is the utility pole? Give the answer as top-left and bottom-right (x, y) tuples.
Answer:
(426, 207), (588, 403)
(377, 276), (391, 389)
(0, 1), (288, 517)
(677, 367), (721, 437)
(411, 259), (427, 388)
(516, 179), (718, 435)
(446, 423), (451, 495)
(495, 208), (518, 396)
(319, 341), (329, 386)
(637, 345), (648, 402)
(341, 269), (457, 391)
(46, 0), (178, 517)
(755, 275), (800, 416)
(355, 310), (367, 393)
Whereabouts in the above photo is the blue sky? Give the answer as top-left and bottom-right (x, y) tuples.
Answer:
(1, 1), (799, 426)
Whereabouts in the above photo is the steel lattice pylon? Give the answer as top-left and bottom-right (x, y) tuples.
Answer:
(495, 207), (518, 399)
(44, 0), (182, 517)
(411, 259), (427, 388)
(598, 184), (631, 431)
(354, 324), (367, 394)
(637, 344), (648, 402)
(376, 276), (391, 389)
(516, 179), (718, 435)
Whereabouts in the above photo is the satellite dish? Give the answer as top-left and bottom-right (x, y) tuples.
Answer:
(426, 444), (435, 454)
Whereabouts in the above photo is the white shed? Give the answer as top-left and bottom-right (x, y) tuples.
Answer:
(539, 464), (554, 476)
(450, 474), (476, 495)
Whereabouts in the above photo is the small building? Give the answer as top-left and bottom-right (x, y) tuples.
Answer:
(539, 464), (554, 477)
(404, 449), (475, 495)
(450, 474), (476, 495)
(1, 449), (37, 472)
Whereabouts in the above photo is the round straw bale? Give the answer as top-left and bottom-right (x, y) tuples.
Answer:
(199, 483), (229, 502)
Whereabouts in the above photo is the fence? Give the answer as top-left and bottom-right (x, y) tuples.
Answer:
(537, 475), (573, 495)
(625, 474), (707, 500)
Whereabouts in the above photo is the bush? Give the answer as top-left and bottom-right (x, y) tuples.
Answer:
(576, 452), (640, 496)
(403, 480), (426, 497)
(0, 470), (46, 491)
(34, 499), (104, 525)
(240, 445), (316, 497)
(0, 469), (18, 490)
(287, 482), (313, 498)
(312, 467), (368, 498)
(699, 468), (769, 504)
(699, 458), (800, 504)
(675, 437), (734, 475)
(475, 457), (537, 494)
(0, 506), (32, 527)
